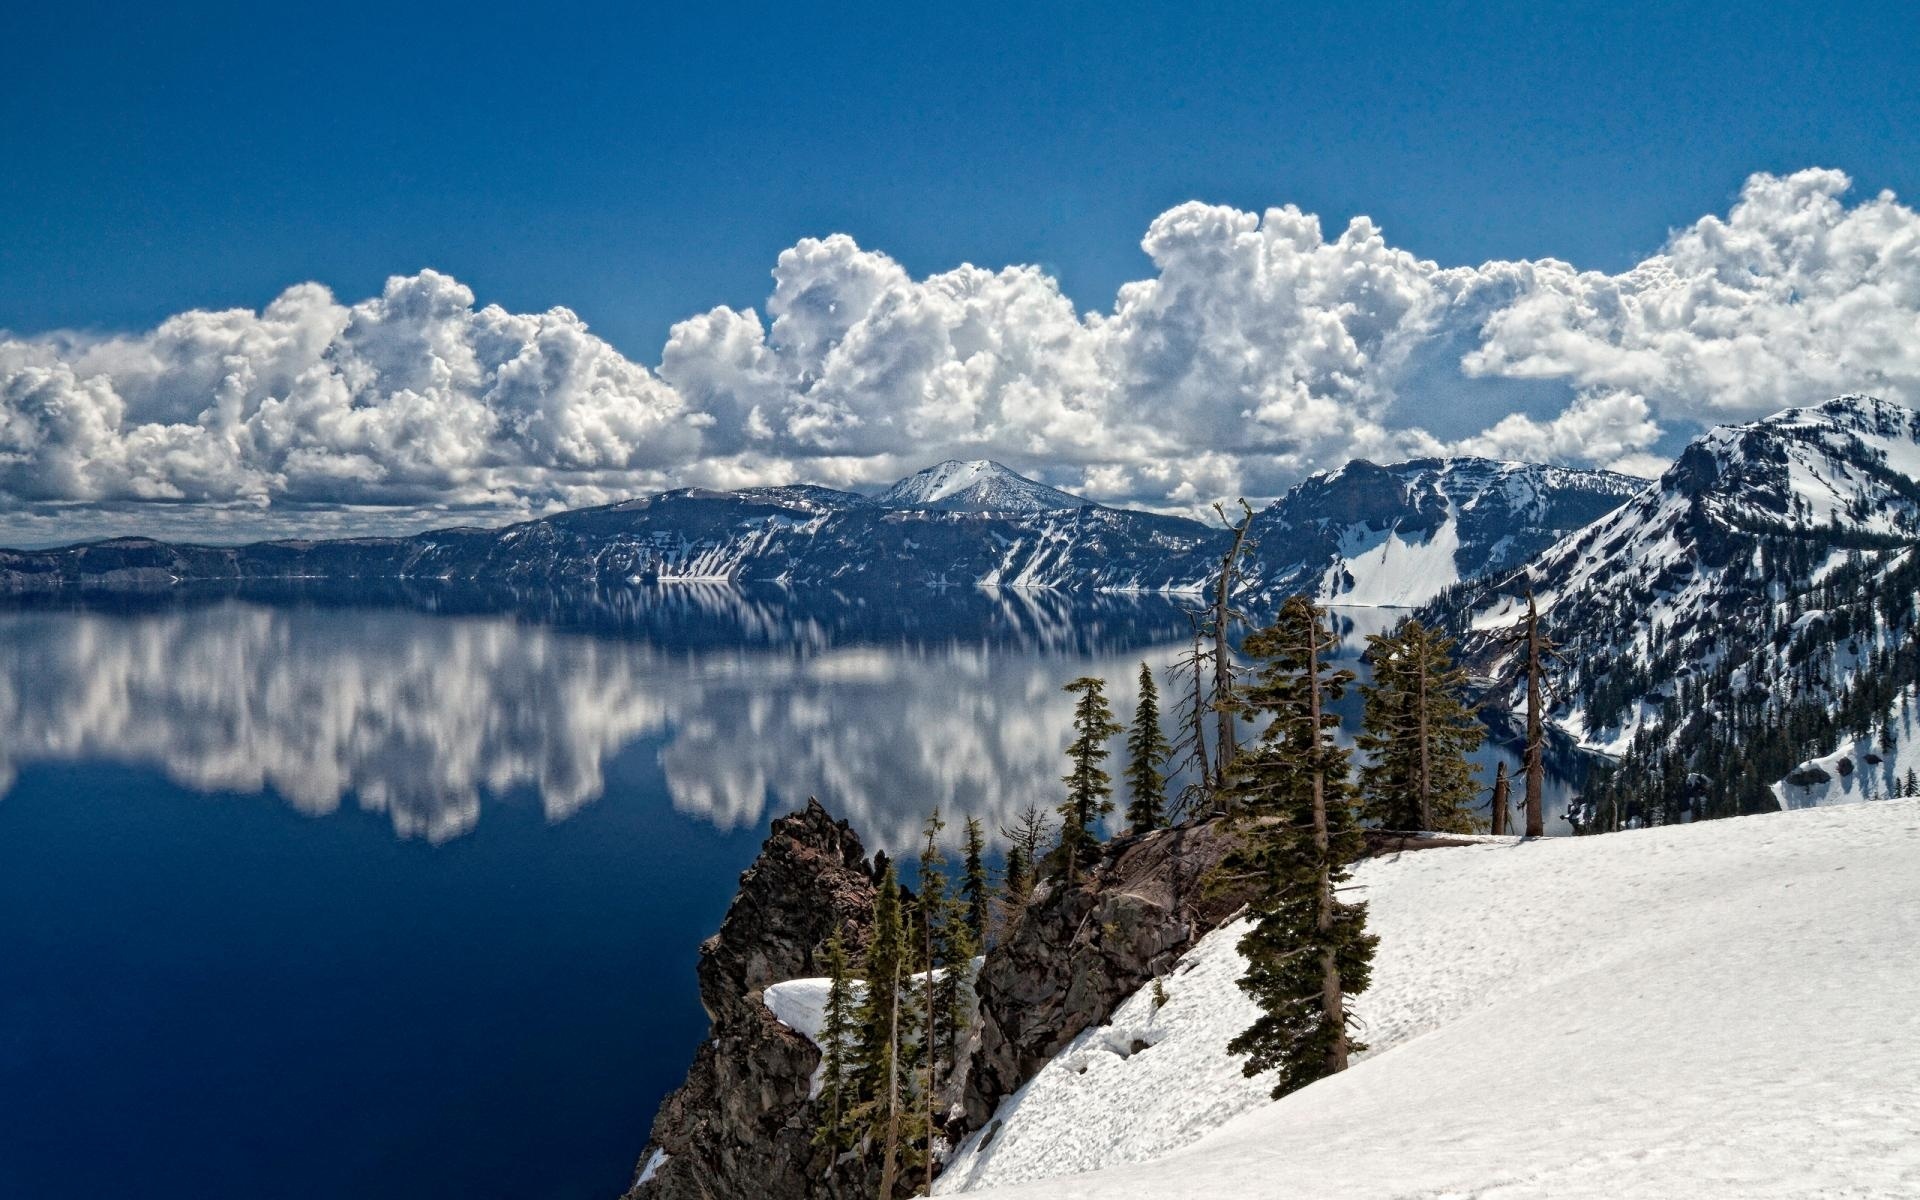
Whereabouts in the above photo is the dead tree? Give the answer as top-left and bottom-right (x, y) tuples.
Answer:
(1499, 588), (1562, 838)
(1208, 499), (1257, 798)
(1167, 613), (1215, 819)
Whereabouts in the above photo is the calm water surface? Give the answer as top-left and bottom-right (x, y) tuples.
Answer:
(0, 587), (1569, 1199)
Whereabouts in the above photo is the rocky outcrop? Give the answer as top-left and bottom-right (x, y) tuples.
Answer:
(623, 804), (1258, 1200)
(626, 803), (1489, 1198)
(960, 818), (1255, 1132)
(626, 799), (877, 1200)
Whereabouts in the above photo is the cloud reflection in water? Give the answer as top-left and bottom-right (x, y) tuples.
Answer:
(0, 592), (1196, 851)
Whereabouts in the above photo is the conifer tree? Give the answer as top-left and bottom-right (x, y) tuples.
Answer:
(1057, 676), (1122, 882)
(813, 926), (857, 1161)
(960, 817), (990, 946)
(1357, 620), (1484, 832)
(919, 814), (943, 1200)
(916, 811), (948, 1079)
(1489, 760), (1512, 836)
(912, 811), (976, 1196)
(1222, 595), (1378, 1099)
(999, 843), (1029, 920)
(1125, 662), (1173, 832)
(852, 864), (909, 1196)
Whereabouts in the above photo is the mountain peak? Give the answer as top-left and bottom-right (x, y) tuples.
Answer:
(874, 460), (1092, 513)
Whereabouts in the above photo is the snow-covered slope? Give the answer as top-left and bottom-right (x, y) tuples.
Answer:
(1778, 682), (1920, 808)
(941, 799), (1920, 1199)
(1242, 457), (1642, 609)
(875, 461), (1092, 513)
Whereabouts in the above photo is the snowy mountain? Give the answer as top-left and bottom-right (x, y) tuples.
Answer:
(1442, 395), (1920, 822)
(927, 800), (1920, 1199)
(0, 456), (1631, 602)
(874, 460), (1092, 513)
(1242, 457), (1641, 608)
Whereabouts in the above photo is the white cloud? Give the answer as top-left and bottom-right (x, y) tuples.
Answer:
(0, 271), (698, 531)
(1451, 389), (1665, 474)
(1461, 169), (1920, 425)
(4, 168), (1918, 539)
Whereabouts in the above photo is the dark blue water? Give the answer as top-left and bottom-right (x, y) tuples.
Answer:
(0, 587), (1198, 1200)
(0, 588), (1570, 1200)
(0, 757), (772, 1200)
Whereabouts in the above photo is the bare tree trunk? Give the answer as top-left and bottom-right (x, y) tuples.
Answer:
(1524, 591), (1545, 839)
(1490, 760), (1510, 836)
(1190, 622), (1212, 799)
(1210, 501), (1255, 795)
(1306, 610), (1347, 1074)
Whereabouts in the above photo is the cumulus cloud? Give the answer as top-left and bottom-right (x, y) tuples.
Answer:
(4, 167), (1918, 538)
(1452, 389), (1665, 472)
(0, 271), (698, 529)
(1463, 170), (1920, 422)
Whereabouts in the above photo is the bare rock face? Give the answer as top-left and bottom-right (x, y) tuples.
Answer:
(960, 818), (1254, 1132)
(626, 799), (877, 1200)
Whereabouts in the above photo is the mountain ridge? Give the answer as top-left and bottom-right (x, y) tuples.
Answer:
(1436, 394), (1920, 823)
(0, 454), (1637, 605)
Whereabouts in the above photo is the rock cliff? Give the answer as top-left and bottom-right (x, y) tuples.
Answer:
(625, 799), (877, 1200)
(624, 800), (1259, 1199)
(960, 819), (1253, 1132)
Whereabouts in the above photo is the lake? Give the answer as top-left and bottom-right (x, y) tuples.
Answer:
(0, 586), (1571, 1199)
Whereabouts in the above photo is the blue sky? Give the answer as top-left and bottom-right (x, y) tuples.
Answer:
(2, 0), (1918, 541)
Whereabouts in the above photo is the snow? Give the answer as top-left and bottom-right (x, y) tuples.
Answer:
(762, 958), (986, 1098)
(1776, 684), (1920, 808)
(943, 800), (1920, 1198)
(877, 461), (1090, 513)
(636, 1148), (668, 1185)
(764, 977), (835, 1043)
(1321, 517), (1461, 607)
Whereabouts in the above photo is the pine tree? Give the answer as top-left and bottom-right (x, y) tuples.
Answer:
(852, 863), (910, 1196)
(1490, 760), (1512, 836)
(999, 843), (1029, 921)
(1357, 620), (1484, 832)
(1125, 662), (1173, 832)
(1057, 676), (1123, 882)
(914, 813), (965, 1065)
(1222, 595), (1378, 1099)
(909, 812), (977, 1196)
(812, 926), (857, 1161)
(916, 813), (945, 1200)
(960, 817), (990, 947)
